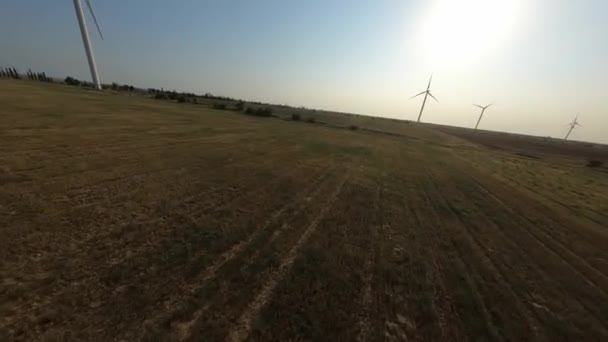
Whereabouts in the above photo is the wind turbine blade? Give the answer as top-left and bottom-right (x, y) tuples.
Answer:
(575, 122), (582, 127)
(485, 103), (493, 109)
(428, 92), (438, 103)
(474, 104), (483, 109)
(427, 73), (433, 90)
(410, 91), (426, 99)
(85, 0), (104, 40)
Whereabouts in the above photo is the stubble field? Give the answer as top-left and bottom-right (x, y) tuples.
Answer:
(1, 81), (607, 341)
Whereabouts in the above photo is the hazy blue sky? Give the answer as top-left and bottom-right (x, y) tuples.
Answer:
(1, 0), (606, 143)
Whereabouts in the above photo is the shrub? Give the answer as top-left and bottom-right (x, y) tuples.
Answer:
(306, 118), (316, 124)
(349, 125), (359, 130)
(587, 160), (603, 168)
(291, 113), (301, 121)
(213, 102), (227, 110)
(65, 76), (81, 86)
(177, 95), (187, 103)
(244, 107), (272, 117)
(235, 101), (245, 111)
(256, 107), (272, 117)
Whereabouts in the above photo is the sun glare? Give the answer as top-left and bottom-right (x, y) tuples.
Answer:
(418, 0), (523, 68)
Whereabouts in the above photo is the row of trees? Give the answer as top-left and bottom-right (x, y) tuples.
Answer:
(146, 88), (240, 103)
(147, 87), (273, 116)
(109, 82), (135, 92)
(26, 69), (53, 82)
(5, 68), (278, 118)
(0, 67), (21, 79)
(64, 76), (136, 92)
(0, 67), (54, 82)
(65, 76), (87, 86)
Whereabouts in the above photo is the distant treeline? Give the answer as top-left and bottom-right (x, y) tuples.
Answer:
(146, 88), (275, 116)
(0, 67), (53, 82)
(64, 76), (136, 92)
(0, 67), (21, 79)
(1, 66), (330, 116)
(64, 76), (274, 116)
(5, 70), (277, 117)
(146, 88), (243, 103)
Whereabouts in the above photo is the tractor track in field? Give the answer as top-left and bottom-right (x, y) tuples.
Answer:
(2, 143), (298, 203)
(163, 165), (339, 341)
(2, 144), (305, 245)
(415, 167), (503, 340)
(126, 162), (337, 341)
(421, 166), (545, 340)
(3, 132), (262, 168)
(474, 178), (608, 280)
(454, 153), (608, 253)
(427, 161), (608, 338)
(469, 173), (608, 288)
(449, 160), (608, 287)
(2, 158), (304, 281)
(226, 173), (350, 342)
(63, 146), (302, 212)
(409, 173), (464, 341)
(451, 168), (608, 334)
(2, 157), (326, 334)
(356, 171), (383, 342)
(4, 82), (608, 341)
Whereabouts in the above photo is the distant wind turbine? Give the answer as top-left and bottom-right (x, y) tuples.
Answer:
(473, 103), (492, 130)
(73, 0), (104, 90)
(564, 114), (581, 140)
(410, 74), (438, 123)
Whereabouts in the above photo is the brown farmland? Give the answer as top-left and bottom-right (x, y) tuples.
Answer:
(1, 80), (608, 341)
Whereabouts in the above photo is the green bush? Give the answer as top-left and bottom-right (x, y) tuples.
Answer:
(257, 107), (272, 117)
(244, 107), (272, 117)
(291, 113), (301, 121)
(349, 125), (359, 130)
(587, 160), (603, 168)
(213, 102), (227, 110)
(235, 101), (245, 111)
(65, 76), (81, 86)
(306, 117), (316, 124)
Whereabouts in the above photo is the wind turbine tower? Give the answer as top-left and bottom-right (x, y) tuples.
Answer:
(564, 114), (581, 140)
(411, 74), (438, 123)
(473, 103), (492, 130)
(73, 0), (104, 90)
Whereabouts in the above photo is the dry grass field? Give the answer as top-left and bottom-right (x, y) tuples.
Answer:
(1, 80), (607, 341)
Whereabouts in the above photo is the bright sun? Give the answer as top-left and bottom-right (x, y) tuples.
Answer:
(418, 0), (523, 68)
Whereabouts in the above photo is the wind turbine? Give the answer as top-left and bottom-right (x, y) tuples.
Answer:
(73, 0), (104, 90)
(564, 114), (581, 140)
(410, 74), (438, 123)
(473, 103), (492, 130)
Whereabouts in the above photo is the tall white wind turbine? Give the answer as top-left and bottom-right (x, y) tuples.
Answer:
(73, 0), (104, 90)
(410, 74), (438, 123)
(564, 114), (581, 140)
(473, 103), (492, 130)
